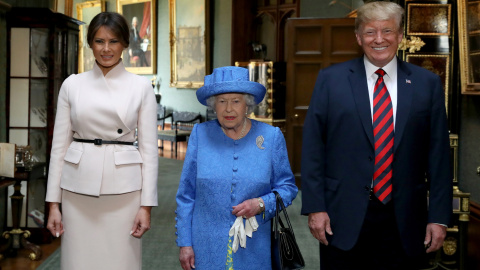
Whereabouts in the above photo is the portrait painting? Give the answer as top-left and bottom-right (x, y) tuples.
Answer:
(118, 0), (157, 74)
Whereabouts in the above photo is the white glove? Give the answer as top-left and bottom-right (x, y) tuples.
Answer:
(245, 216), (259, 238)
(229, 216), (246, 253)
(228, 216), (259, 253)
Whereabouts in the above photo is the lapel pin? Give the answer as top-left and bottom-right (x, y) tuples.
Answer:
(406, 79), (411, 84)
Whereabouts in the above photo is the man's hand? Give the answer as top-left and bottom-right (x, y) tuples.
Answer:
(308, 212), (333, 245)
(424, 223), (447, 253)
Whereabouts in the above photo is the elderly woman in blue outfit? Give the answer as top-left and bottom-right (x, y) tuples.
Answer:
(175, 66), (298, 270)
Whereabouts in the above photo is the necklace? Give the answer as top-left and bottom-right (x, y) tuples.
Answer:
(222, 118), (248, 140)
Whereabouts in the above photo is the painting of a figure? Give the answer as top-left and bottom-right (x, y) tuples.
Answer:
(118, 0), (156, 74)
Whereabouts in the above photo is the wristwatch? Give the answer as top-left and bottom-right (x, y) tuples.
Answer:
(257, 198), (265, 212)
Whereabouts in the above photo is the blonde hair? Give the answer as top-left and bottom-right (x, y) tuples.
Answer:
(355, 1), (404, 33)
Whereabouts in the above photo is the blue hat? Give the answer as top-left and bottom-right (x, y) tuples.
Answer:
(196, 66), (266, 106)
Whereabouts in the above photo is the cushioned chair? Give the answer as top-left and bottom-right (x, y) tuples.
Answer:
(157, 110), (202, 157)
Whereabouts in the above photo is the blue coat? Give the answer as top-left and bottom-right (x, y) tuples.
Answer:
(176, 119), (298, 270)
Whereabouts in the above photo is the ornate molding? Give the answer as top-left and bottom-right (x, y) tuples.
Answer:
(398, 36), (426, 53)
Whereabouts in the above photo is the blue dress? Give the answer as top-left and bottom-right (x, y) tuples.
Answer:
(175, 119), (298, 270)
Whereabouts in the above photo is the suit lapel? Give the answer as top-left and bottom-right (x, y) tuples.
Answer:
(349, 58), (374, 149)
(394, 60), (413, 153)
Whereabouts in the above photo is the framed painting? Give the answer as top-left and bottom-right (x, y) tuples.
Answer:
(406, 54), (450, 111)
(117, 0), (157, 74)
(77, 1), (105, 73)
(55, 0), (74, 16)
(169, 0), (211, 88)
(407, 4), (451, 36)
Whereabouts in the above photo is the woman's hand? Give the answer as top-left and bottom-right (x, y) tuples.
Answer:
(46, 202), (64, 237)
(232, 198), (264, 218)
(179, 246), (195, 270)
(130, 206), (152, 238)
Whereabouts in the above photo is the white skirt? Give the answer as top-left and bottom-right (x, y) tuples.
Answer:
(60, 190), (142, 270)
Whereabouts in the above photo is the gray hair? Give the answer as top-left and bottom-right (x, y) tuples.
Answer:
(355, 1), (404, 33)
(206, 94), (256, 114)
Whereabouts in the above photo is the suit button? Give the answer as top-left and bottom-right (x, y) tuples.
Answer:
(364, 186), (370, 191)
(368, 156), (373, 161)
(117, 129), (123, 134)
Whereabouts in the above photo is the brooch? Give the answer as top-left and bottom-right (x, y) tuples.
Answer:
(256, 135), (265, 150)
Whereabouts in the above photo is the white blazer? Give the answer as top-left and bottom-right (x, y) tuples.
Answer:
(45, 61), (158, 206)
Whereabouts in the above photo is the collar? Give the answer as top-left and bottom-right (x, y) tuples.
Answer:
(363, 56), (397, 80)
(92, 59), (126, 78)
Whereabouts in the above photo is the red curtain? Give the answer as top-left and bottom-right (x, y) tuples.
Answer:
(139, 2), (151, 39)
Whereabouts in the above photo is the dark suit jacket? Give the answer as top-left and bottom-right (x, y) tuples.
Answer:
(301, 57), (452, 257)
(130, 28), (141, 49)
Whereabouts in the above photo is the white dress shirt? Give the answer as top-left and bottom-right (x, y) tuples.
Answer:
(364, 56), (398, 129)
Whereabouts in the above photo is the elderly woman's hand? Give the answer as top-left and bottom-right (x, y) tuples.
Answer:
(232, 198), (264, 218)
(179, 246), (195, 270)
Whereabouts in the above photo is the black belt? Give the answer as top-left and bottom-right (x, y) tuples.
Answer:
(73, 138), (134, 146)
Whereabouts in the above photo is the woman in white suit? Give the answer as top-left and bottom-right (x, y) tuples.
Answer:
(45, 12), (158, 270)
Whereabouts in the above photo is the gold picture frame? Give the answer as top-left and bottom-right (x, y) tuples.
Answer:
(407, 3), (451, 36)
(169, 0), (211, 88)
(405, 54), (450, 111)
(54, 0), (74, 16)
(458, 0), (480, 94)
(77, 0), (105, 73)
(117, 0), (157, 75)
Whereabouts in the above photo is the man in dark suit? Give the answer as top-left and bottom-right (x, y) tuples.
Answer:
(129, 16), (148, 67)
(301, 1), (452, 269)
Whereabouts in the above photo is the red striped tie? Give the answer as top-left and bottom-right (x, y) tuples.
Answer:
(373, 69), (394, 204)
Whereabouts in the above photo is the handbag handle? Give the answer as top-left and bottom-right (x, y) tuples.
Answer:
(272, 191), (296, 240)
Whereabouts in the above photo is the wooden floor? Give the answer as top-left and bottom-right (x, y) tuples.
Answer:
(0, 142), (185, 270)
(157, 141), (187, 161)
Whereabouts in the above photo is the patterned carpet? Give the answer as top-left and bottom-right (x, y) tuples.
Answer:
(37, 157), (320, 269)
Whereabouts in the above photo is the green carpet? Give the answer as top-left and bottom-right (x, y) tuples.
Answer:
(37, 157), (320, 269)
